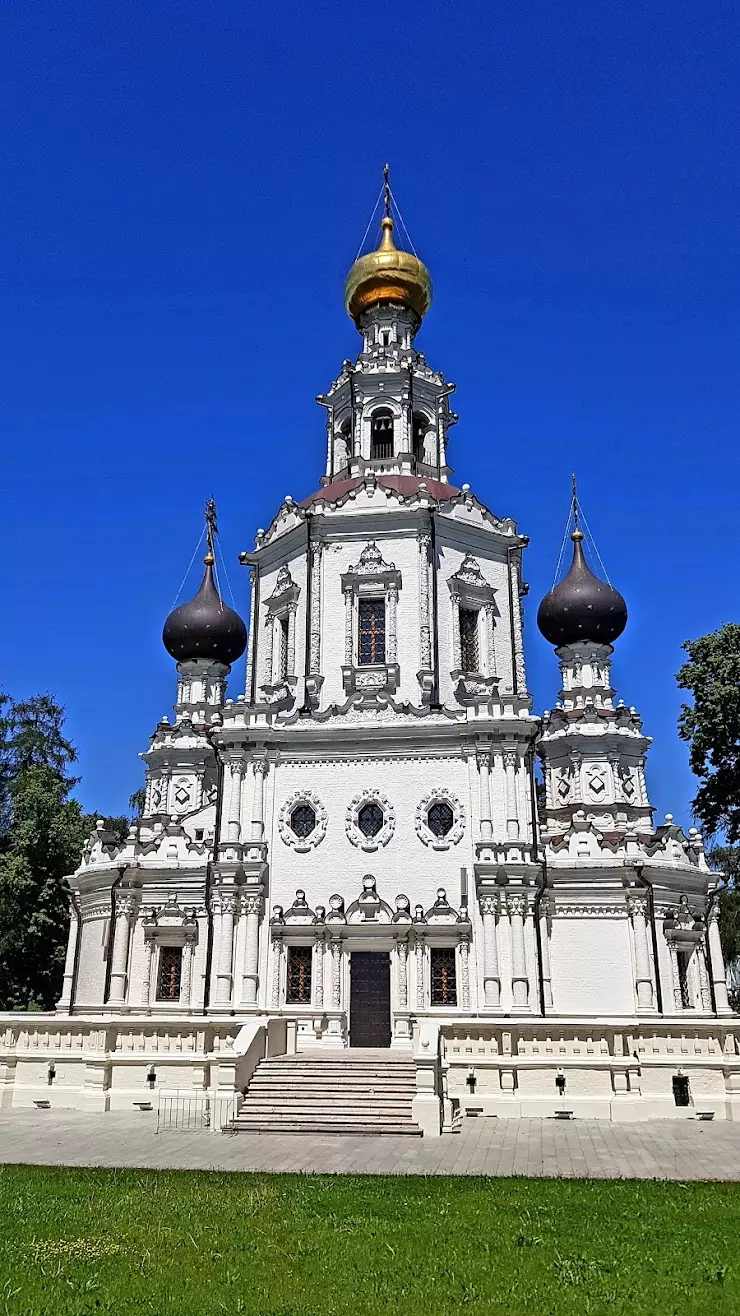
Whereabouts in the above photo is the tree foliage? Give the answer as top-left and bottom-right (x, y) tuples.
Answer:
(677, 624), (740, 843)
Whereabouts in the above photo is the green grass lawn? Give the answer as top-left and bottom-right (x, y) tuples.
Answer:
(0, 1166), (737, 1315)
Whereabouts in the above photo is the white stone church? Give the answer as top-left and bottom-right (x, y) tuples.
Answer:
(2, 184), (738, 1133)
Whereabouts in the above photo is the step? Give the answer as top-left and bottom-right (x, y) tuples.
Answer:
(245, 1081), (415, 1094)
(229, 1122), (422, 1136)
(239, 1105), (413, 1118)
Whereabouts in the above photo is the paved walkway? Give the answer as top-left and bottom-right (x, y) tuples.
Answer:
(1, 1111), (740, 1178)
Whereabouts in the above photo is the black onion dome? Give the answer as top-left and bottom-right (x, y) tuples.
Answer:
(537, 531), (627, 648)
(163, 557), (247, 665)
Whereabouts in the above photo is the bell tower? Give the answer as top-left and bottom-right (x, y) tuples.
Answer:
(317, 166), (457, 484)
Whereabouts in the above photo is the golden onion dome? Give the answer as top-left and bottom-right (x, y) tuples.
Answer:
(344, 215), (432, 327)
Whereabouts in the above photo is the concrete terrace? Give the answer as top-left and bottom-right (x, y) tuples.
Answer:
(2, 1111), (740, 1179)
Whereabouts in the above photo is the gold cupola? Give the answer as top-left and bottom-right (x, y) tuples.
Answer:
(344, 168), (432, 327)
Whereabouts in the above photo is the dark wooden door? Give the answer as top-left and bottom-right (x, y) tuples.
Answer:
(349, 952), (391, 1048)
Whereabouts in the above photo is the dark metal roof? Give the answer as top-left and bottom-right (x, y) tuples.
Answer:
(162, 561), (247, 666)
(537, 534), (627, 648)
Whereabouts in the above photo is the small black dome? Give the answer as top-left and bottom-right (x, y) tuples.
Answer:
(537, 531), (627, 648)
(163, 558), (247, 665)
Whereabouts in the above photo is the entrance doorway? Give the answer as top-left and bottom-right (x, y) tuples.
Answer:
(349, 951), (391, 1048)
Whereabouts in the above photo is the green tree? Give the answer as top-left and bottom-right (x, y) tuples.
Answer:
(0, 764), (89, 1009)
(677, 624), (740, 842)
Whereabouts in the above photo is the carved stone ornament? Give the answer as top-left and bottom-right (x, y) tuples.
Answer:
(278, 789), (328, 852)
(414, 789), (466, 850)
(345, 790), (396, 852)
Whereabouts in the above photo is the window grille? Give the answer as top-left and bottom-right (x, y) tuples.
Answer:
(290, 803), (316, 839)
(286, 945), (313, 1004)
(277, 616), (289, 679)
(358, 802), (384, 838)
(156, 946), (182, 1002)
(430, 947), (457, 1006)
(459, 607), (480, 672)
(358, 599), (386, 666)
(677, 951), (692, 1009)
(427, 801), (454, 837)
(370, 410), (394, 459)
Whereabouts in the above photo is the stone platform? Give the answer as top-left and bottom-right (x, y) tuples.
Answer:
(2, 1109), (740, 1179)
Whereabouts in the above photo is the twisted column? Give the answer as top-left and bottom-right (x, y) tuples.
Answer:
(140, 937), (155, 1009)
(397, 938), (408, 1009)
(270, 938), (282, 1007)
(481, 896), (500, 1007)
(314, 932), (325, 1009)
(387, 583), (398, 664)
(414, 933), (425, 1009)
(459, 937), (471, 1011)
(344, 585), (354, 663)
(181, 935), (196, 1008)
(330, 939), (342, 1009)
(417, 532), (432, 671)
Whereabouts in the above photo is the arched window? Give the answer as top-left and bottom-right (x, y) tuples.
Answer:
(413, 412), (430, 464)
(370, 409), (394, 460)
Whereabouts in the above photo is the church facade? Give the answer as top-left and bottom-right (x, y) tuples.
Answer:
(2, 188), (739, 1131)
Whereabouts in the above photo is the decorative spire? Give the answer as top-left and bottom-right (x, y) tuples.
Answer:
(344, 167), (432, 327)
(537, 483), (628, 648)
(162, 501), (247, 666)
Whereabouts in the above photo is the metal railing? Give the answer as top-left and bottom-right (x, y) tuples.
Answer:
(156, 1090), (239, 1134)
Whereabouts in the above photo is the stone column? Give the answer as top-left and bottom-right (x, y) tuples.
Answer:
(628, 896), (654, 1010)
(481, 896), (500, 1007)
(214, 893), (237, 1007)
(241, 895), (261, 1006)
(263, 614), (275, 686)
(387, 583), (398, 664)
(108, 893), (136, 1006)
(268, 937), (281, 1007)
(245, 568), (257, 699)
(397, 938), (408, 1009)
(509, 550), (527, 694)
(503, 747), (520, 840)
(181, 935), (196, 1008)
(708, 900), (731, 1013)
(309, 540), (323, 676)
(477, 751), (493, 841)
(330, 939), (342, 1009)
(344, 584), (354, 663)
(417, 532), (432, 671)
(313, 932), (325, 1009)
(140, 936), (155, 1009)
(414, 933), (425, 1010)
(57, 898), (80, 1010)
(250, 758), (268, 841)
(225, 759), (243, 842)
(508, 894), (529, 1009)
(539, 895), (554, 1009)
(451, 594), (462, 670)
(459, 937), (471, 1011)
(287, 605), (296, 676)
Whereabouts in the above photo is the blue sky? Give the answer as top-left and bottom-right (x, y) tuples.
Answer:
(1, 1), (737, 826)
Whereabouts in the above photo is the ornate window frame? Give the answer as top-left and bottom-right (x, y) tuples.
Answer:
(261, 563), (300, 703)
(448, 554), (498, 704)
(278, 789), (328, 852)
(341, 542), (401, 696)
(345, 790), (396, 852)
(414, 789), (466, 850)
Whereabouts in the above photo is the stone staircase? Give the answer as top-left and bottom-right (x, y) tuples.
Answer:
(229, 1051), (422, 1136)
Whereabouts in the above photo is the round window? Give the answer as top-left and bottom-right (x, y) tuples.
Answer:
(427, 801), (454, 838)
(358, 802), (384, 838)
(290, 804), (316, 839)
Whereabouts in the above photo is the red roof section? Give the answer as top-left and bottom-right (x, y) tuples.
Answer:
(300, 474), (461, 509)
